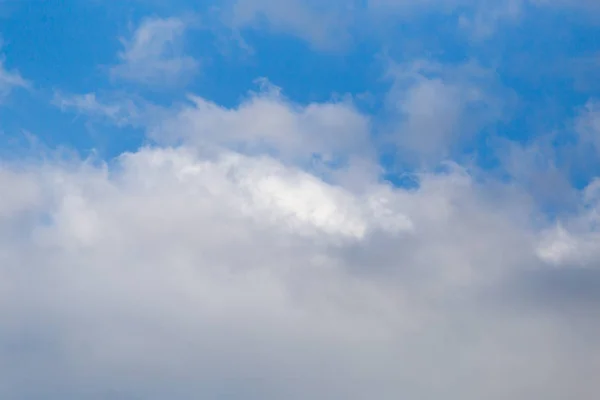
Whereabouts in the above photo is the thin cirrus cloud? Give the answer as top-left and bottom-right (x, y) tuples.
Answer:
(110, 16), (199, 86)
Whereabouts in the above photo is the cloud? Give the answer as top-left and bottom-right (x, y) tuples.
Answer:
(575, 100), (600, 150)
(1, 141), (599, 399)
(149, 79), (373, 165)
(531, 0), (600, 12)
(458, 0), (523, 40)
(53, 92), (142, 127)
(224, 0), (355, 50)
(110, 16), (199, 86)
(0, 53), (29, 101)
(220, 0), (600, 50)
(384, 60), (507, 163)
(6, 79), (600, 398)
(5, 2), (600, 396)
(222, 0), (520, 50)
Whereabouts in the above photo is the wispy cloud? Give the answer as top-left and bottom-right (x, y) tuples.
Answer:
(225, 0), (355, 50)
(0, 54), (29, 101)
(458, 0), (523, 40)
(53, 92), (143, 127)
(110, 16), (198, 86)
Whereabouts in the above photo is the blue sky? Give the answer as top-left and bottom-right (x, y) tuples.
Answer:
(2, 1), (600, 399)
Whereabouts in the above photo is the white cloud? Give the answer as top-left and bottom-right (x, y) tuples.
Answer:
(575, 99), (600, 150)
(458, 0), (523, 40)
(0, 54), (29, 101)
(110, 16), (199, 86)
(53, 92), (143, 127)
(385, 60), (507, 163)
(5, 81), (600, 398)
(225, 0), (355, 50)
(222, 0), (520, 50)
(150, 80), (373, 165)
(1, 141), (600, 399)
(221, 0), (600, 50)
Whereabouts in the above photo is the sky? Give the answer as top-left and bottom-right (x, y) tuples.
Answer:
(1, 0), (600, 399)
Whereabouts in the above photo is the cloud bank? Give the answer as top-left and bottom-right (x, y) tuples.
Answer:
(2, 0), (600, 399)
(2, 86), (600, 399)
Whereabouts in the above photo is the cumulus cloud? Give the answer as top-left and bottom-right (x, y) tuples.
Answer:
(4, 77), (600, 399)
(110, 16), (199, 86)
(150, 80), (372, 165)
(4, 3), (600, 396)
(384, 60), (507, 163)
(1, 141), (599, 399)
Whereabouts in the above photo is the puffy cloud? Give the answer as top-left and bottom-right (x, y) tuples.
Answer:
(1, 141), (599, 399)
(384, 60), (507, 163)
(4, 80), (600, 398)
(149, 80), (373, 165)
(110, 16), (199, 86)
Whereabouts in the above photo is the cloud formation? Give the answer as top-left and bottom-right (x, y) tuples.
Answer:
(110, 17), (198, 86)
(150, 80), (372, 164)
(0, 52), (28, 101)
(2, 0), (600, 398)
(224, 0), (356, 50)
(384, 60), (507, 163)
(3, 84), (600, 399)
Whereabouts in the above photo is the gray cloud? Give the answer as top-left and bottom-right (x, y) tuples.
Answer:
(2, 99), (600, 398)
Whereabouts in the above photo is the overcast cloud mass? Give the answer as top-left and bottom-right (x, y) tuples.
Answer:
(1, 1), (600, 399)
